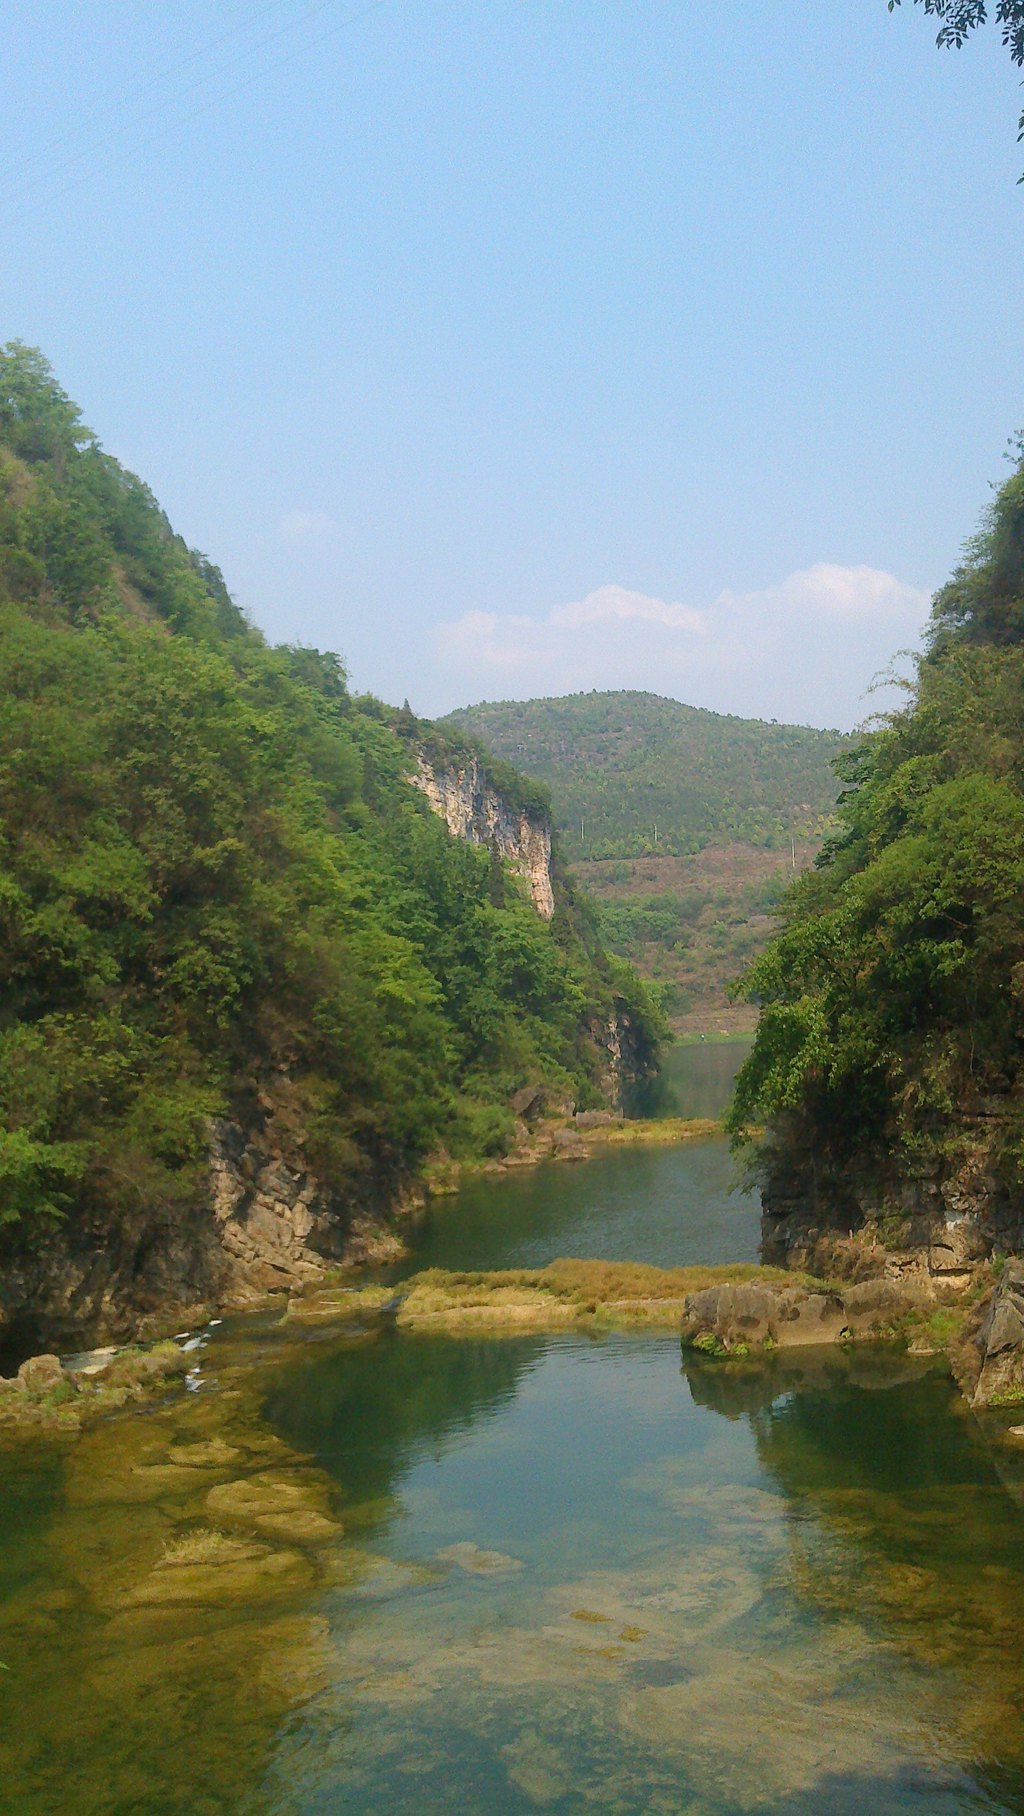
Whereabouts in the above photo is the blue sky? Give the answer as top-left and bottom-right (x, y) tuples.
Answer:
(3, 1), (1021, 728)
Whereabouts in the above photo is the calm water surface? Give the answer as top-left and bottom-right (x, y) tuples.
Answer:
(403, 1037), (756, 1274)
(3, 1044), (1024, 1816)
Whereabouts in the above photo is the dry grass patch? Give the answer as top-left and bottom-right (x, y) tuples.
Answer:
(583, 1117), (722, 1147)
(352, 1260), (826, 1335)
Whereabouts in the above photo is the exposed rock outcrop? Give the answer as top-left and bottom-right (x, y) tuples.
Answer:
(954, 1261), (1024, 1408)
(590, 1003), (655, 1105)
(208, 1119), (407, 1301)
(680, 1274), (922, 1355)
(0, 1116), (415, 1357)
(410, 752), (555, 917)
(757, 1112), (1024, 1286)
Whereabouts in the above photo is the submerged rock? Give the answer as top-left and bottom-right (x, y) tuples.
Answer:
(205, 1472), (343, 1546)
(436, 1541), (524, 1574)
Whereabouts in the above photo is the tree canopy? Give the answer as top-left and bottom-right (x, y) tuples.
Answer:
(0, 343), (662, 1232)
(889, 0), (1024, 160)
(728, 449), (1024, 1193)
(444, 692), (844, 863)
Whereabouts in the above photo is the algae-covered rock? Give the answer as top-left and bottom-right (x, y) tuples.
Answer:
(17, 1354), (68, 1394)
(970, 1261), (1024, 1406)
(166, 1438), (241, 1469)
(205, 1472), (342, 1546)
(121, 1532), (315, 1608)
(103, 1343), (190, 1389)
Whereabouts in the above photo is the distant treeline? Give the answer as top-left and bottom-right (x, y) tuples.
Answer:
(444, 691), (846, 859)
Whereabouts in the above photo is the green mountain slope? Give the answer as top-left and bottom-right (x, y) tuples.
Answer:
(729, 451), (1024, 1216)
(443, 691), (846, 1032)
(0, 343), (660, 1248)
(443, 691), (846, 861)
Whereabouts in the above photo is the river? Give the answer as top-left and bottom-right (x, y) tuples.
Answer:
(3, 1042), (1024, 1815)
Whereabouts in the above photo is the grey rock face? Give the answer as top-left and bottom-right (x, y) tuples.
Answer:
(681, 1274), (916, 1355)
(972, 1262), (1024, 1408)
(410, 753), (555, 917)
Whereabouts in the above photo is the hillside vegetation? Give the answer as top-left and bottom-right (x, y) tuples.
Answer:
(445, 691), (844, 1030)
(729, 451), (1024, 1191)
(0, 344), (660, 1239)
(444, 691), (845, 861)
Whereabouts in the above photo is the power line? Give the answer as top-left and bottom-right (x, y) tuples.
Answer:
(2, 0), (301, 189)
(1, 0), (380, 220)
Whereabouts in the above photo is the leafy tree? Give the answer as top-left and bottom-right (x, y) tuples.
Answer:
(729, 448), (1024, 1194)
(888, 1), (1024, 162)
(0, 343), (659, 1237)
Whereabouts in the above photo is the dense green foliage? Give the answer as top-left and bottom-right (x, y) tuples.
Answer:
(729, 453), (1024, 1185)
(444, 691), (844, 860)
(889, 0), (1024, 158)
(589, 865), (790, 1025)
(0, 344), (660, 1231)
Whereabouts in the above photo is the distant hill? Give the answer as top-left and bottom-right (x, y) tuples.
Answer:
(443, 691), (846, 861)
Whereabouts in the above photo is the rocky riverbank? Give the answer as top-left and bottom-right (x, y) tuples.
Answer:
(0, 1112), (720, 1361)
(291, 1259), (935, 1345)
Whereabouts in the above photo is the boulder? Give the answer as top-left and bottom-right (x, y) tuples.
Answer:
(680, 1278), (900, 1355)
(510, 1085), (544, 1121)
(682, 1283), (780, 1349)
(17, 1353), (68, 1395)
(550, 1127), (590, 1162)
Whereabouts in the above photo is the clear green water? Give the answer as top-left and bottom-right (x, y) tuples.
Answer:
(400, 1039), (757, 1275)
(627, 1037), (752, 1122)
(3, 1046), (1024, 1815)
(402, 1137), (758, 1274)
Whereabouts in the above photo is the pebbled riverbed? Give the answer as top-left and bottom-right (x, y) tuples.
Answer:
(4, 1043), (1024, 1816)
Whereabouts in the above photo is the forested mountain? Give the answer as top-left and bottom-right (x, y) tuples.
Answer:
(444, 691), (845, 861)
(729, 452), (1024, 1211)
(443, 691), (845, 1031)
(0, 344), (659, 1250)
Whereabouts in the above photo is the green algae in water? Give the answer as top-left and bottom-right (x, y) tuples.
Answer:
(257, 1331), (1024, 1815)
(4, 1321), (1024, 1812)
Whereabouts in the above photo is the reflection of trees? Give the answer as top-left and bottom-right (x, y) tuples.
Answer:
(681, 1345), (939, 1423)
(262, 1329), (544, 1505)
(684, 1345), (1024, 1803)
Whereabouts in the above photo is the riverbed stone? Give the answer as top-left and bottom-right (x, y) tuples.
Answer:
(17, 1353), (69, 1395)
(205, 1472), (342, 1545)
(436, 1541), (524, 1574)
(123, 1533), (314, 1608)
(166, 1438), (241, 1468)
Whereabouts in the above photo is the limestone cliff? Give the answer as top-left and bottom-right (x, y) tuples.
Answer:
(0, 1116), (418, 1358)
(756, 1101), (1024, 1288)
(410, 752), (555, 918)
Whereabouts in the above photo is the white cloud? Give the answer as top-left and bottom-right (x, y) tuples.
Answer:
(548, 584), (707, 634)
(278, 509), (347, 542)
(435, 565), (933, 729)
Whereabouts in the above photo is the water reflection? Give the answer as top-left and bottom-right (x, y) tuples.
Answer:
(260, 1332), (1024, 1814)
(263, 1330), (543, 1509)
(404, 1140), (758, 1274)
(626, 1037), (752, 1121)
